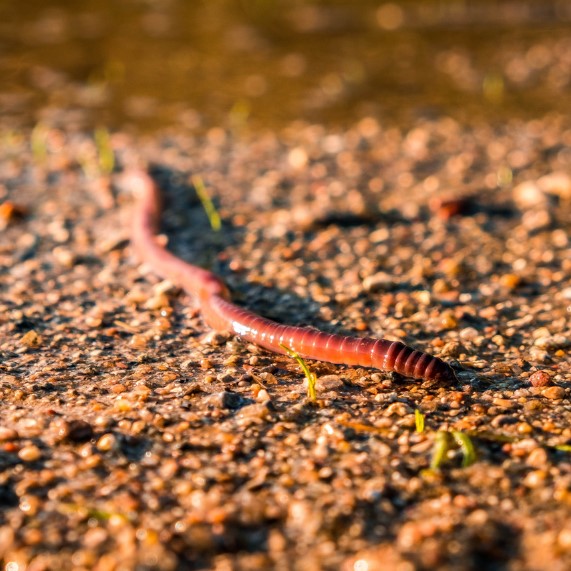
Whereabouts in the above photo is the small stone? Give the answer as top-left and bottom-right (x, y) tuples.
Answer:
(52, 246), (75, 267)
(534, 334), (569, 350)
(0, 427), (18, 441)
(524, 399), (543, 413)
(144, 293), (170, 310)
(528, 370), (550, 388)
(19, 495), (40, 516)
(51, 419), (94, 443)
(437, 310), (458, 330)
(558, 527), (571, 551)
(538, 171), (571, 200)
(429, 196), (472, 219)
(512, 180), (550, 209)
(384, 402), (413, 417)
(517, 422), (533, 434)
(201, 331), (227, 346)
(256, 388), (271, 402)
(236, 402), (273, 425)
(18, 444), (41, 462)
(459, 327), (479, 343)
(500, 273), (521, 290)
(362, 272), (396, 293)
(20, 330), (42, 348)
(314, 375), (344, 393)
(529, 346), (549, 363)
(200, 358), (214, 370)
(397, 521), (423, 549)
(521, 209), (552, 232)
(96, 433), (117, 451)
(526, 448), (548, 468)
(542, 386), (565, 400)
(206, 390), (248, 409)
(523, 469), (547, 489)
(288, 147), (308, 169)
(84, 527), (109, 548)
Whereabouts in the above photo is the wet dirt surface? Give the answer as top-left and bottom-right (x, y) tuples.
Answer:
(0, 116), (570, 569)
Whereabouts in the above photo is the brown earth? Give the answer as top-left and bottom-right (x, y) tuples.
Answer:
(0, 116), (571, 570)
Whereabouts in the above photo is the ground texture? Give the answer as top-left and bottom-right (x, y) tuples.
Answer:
(0, 117), (571, 570)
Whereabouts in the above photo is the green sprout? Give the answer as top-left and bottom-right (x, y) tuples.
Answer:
(452, 431), (477, 467)
(415, 409), (425, 433)
(94, 126), (115, 175)
(192, 175), (221, 232)
(279, 343), (317, 402)
(228, 99), (251, 132)
(429, 430), (477, 470)
(31, 122), (48, 163)
(430, 430), (450, 470)
(57, 502), (129, 523)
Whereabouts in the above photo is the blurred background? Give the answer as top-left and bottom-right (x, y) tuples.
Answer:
(1, 0), (571, 133)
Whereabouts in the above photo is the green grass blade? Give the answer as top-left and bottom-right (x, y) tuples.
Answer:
(94, 126), (115, 175)
(430, 431), (450, 470)
(452, 431), (477, 467)
(415, 409), (425, 433)
(192, 175), (221, 232)
(31, 122), (48, 163)
(279, 343), (317, 402)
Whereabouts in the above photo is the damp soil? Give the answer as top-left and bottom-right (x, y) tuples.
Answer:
(0, 116), (570, 570)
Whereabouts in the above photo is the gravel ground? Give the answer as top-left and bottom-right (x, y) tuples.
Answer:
(0, 116), (570, 570)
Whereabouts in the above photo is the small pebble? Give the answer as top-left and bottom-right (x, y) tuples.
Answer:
(523, 470), (547, 489)
(534, 334), (570, 350)
(362, 272), (395, 293)
(18, 444), (41, 462)
(20, 330), (42, 348)
(96, 433), (117, 452)
(526, 448), (548, 468)
(542, 386), (566, 400)
(459, 327), (479, 343)
(512, 180), (551, 209)
(206, 390), (248, 409)
(528, 370), (550, 388)
(0, 427), (18, 441)
(52, 419), (94, 443)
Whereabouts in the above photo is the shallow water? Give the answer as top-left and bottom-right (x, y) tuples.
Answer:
(2, 0), (571, 132)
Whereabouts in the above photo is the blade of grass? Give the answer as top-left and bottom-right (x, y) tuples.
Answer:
(192, 175), (221, 232)
(415, 409), (425, 433)
(279, 343), (317, 402)
(452, 431), (477, 467)
(228, 99), (251, 132)
(31, 122), (48, 163)
(430, 431), (450, 470)
(94, 126), (115, 175)
(57, 502), (129, 522)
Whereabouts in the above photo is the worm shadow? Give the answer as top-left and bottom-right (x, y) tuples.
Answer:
(145, 165), (368, 337)
(144, 166), (469, 382)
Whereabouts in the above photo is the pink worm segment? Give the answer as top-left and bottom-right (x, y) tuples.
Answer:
(129, 170), (456, 383)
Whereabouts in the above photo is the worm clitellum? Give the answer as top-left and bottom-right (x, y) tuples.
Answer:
(128, 170), (457, 383)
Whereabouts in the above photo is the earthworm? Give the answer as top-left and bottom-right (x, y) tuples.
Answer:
(128, 170), (457, 383)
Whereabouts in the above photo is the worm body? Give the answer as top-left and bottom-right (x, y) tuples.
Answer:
(128, 170), (456, 383)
